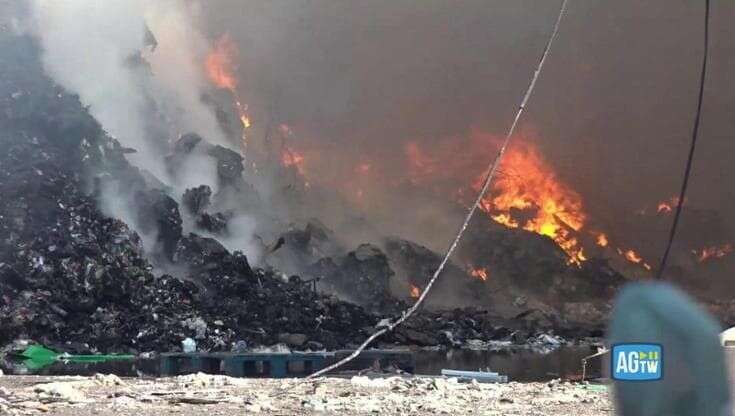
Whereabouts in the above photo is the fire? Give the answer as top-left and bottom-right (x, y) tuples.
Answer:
(234, 100), (250, 129)
(656, 196), (683, 214)
(204, 34), (251, 147)
(469, 267), (488, 281)
(596, 233), (609, 247)
(692, 244), (733, 263)
(476, 143), (587, 264)
(624, 249), (642, 264)
(410, 284), (420, 298)
(657, 202), (672, 214)
(205, 35), (238, 90)
(615, 248), (651, 270)
(404, 135), (591, 265)
(281, 146), (305, 175)
(236, 99), (250, 128)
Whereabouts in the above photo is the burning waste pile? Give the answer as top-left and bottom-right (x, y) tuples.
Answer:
(0, 30), (596, 362)
(5, 1), (734, 371)
(0, 33), (376, 355)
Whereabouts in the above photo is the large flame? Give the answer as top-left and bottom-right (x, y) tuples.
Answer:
(475, 143), (587, 264)
(404, 134), (590, 265)
(200, 36), (725, 280)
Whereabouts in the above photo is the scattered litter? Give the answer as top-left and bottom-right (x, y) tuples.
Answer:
(32, 381), (88, 403)
(441, 369), (508, 383)
(181, 338), (197, 353)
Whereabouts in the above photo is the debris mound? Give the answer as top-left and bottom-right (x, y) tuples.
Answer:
(0, 34), (377, 354)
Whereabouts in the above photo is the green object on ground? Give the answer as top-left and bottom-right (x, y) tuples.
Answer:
(16, 345), (135, 370)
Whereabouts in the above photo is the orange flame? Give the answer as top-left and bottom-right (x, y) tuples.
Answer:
(615, 248), (650, 270)
(624, 249), (642, 264)
(476, 143), (587, 264)
(596, 233), (609, 247)
(235, 100), (250, 129)
(410, 284), (420, 298)
(404, 136), (590, 265)
(692, 244), (733, 263)
(205, 35), (238, 90)
(205, 34), (251, 147)
(469, 267), (489, 281)
(281, 146), (305, 175)
(656, 196), (683, 214)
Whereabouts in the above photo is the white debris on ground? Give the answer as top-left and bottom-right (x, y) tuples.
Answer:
(0, 373), (611, 415)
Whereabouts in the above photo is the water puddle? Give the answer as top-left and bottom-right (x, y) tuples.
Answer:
(3, 345), (603, 382)
(415, 346), (603, 381)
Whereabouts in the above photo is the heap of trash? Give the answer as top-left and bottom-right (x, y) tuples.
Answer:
(0, 30), (622, 359)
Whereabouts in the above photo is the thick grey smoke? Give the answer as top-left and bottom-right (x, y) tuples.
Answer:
(198, 0), (735, 289)
(30, 1), (159, 173)
(27, 0), (262, 260)
(199, 0), (735, 213)
(29, 0), (228, 178)
(20, 0), (735, 293)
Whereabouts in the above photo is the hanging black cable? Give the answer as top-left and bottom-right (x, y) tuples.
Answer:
(656, 0), (710, 279)
(305, 0), (570, 379)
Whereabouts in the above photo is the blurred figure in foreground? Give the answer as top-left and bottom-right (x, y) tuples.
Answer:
(609, 283), (731, 415)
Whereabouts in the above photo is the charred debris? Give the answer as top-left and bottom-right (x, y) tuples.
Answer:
(0, 31), (632, 359)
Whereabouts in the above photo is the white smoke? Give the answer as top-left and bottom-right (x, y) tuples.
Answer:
(142, 1), (229, 147)
(28, 0), (261, 260)
(29, 1), (229, 177)
(30, 1), (158, 171)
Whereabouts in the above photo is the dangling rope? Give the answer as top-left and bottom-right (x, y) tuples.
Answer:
(656, 0), (710, 279)
(307, 0), (569, 379)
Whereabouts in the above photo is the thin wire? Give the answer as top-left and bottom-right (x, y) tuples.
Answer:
(307, 0), (569, 379)
(656, 0), (710, 279)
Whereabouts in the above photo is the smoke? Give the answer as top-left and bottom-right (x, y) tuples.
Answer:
(26, 0), (263, 260)
(19, 1), (735, 293)
(29, 1), (159, 173)
(195, 0), (735, 290)
(197, 0), (735, 210)
(142, 2), (230, 149)
(28, 0), (231, 175)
